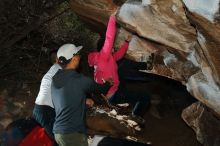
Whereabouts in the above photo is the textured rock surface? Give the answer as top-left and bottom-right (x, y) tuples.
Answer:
(183, 0), (220, 23)
(184, 8), (220, 117)
(186, 10), (220, 85)
(117, 0), (196, 52)
(69, 0), (220, 143)
(71, 0), (220, 115)
(69, 0), (220, 116)
(182, 102), (220, 146)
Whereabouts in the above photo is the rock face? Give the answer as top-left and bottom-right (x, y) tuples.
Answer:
(69, 0), (119, 34)
(182, 0), (220, 23)
(69, 0), (220, 144)
(117, 0), (196, 52)
(69, 0), (220, 115)
(182, 102), (220, 146)
(182, 1), (220, 116)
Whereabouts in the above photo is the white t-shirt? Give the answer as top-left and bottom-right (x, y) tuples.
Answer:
(35, 64), (61, 108)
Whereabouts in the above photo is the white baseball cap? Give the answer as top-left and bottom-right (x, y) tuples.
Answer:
(57, 44), (83, 60)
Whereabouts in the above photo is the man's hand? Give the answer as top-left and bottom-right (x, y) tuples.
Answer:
(86, 98), (94, 107)
(111, 7), (119, 16)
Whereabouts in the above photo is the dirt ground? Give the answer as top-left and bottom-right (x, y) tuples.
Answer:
(122, 79), (202, 146)
(143, 112), (201, 146)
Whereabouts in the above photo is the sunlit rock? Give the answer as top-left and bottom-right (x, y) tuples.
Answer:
(187, 70), (220, 116)
(182, 102), (220, 146)
(115, 28), (198, 82)
(182, 0), (220, 23)
(115, 28), (181, 80)
(117, 0), (196, 52)
(186, 12), (220, 85)
(142, 0), (152, 6)
(183, 9), (220, 115)
(69, 0), (220, 119)
(68, 1), (220, 143)
(162, 50), (199, 81)
(115, 28), (161, 56)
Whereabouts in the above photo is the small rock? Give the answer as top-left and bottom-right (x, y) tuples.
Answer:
(117, 103), (129, 107)
(109, 109), (117, 116)
(127, 119), (138, 127)
(126, 136), (137, 142)
(134, 126), (141, 131)
(116, 115), (124, 120)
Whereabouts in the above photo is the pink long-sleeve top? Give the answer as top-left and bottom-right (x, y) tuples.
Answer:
(88, 16), (129, 96)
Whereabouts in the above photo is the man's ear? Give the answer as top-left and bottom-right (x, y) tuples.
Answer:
(55, 58), (59, 64)
(71, 56), (76, 62)
(71, 56), (79, 64)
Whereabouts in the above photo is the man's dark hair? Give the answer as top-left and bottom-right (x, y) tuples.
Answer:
(49, 49), (58, 64)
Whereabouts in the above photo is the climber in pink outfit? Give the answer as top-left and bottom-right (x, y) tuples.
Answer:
(88, 15), (130, 98)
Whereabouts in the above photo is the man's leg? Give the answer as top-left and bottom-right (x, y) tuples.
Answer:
(122, 88), (150, 127)
(132, 93), (150, 117)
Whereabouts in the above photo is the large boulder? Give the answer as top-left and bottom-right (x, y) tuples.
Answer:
(117, 0), (196, 52)
(182, 0), (220, 23)
(69, 0), (220, 143)
(69, 0), (220, 116)
(182, 0), (220, 117)
(182, 102), (220, 146)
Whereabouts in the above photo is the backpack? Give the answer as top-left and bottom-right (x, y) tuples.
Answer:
(2, 118), (53, 146)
